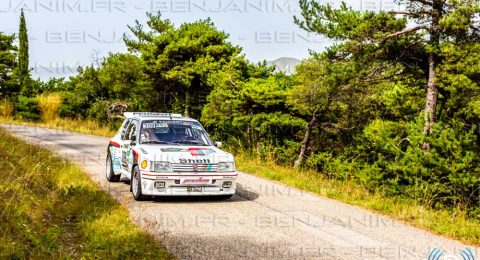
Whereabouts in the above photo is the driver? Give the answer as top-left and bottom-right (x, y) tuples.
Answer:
(142, 128), (158, 143)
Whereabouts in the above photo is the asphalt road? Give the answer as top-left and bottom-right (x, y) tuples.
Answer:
(1, 123), (478, 260)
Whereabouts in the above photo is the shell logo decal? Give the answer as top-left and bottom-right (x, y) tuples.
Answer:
(188, 148), (216, 156)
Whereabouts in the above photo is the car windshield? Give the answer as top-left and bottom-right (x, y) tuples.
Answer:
(139, 120), (213, 146)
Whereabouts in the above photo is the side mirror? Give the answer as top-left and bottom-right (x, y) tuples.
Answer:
(214, 141), (222, 148)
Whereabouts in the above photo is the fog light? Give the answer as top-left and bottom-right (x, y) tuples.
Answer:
(154, 181), (165, 188)
(222, 181), (232, 188)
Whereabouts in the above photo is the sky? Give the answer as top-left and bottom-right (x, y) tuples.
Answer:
(0, 0), (403, 79)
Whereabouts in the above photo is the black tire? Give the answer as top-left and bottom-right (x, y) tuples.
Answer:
(106, 153), (120, 182)
(131, 166), (145, 201)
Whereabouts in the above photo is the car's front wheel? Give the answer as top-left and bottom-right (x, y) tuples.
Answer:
(106, 153), (120, 182)
(131, 166), (145, 201)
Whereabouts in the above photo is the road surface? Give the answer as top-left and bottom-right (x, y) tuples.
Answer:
(1, 123), (478, 260)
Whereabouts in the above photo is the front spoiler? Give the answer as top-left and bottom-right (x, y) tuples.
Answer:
(139, 171), (237, 196)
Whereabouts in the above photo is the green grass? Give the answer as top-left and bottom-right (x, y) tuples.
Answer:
(0, 129), (174, 259)
(234, 153), (480, 246)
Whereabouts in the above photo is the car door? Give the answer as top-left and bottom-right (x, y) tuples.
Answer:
(109, 118), (130, 175)
(121, 119), (139, 173)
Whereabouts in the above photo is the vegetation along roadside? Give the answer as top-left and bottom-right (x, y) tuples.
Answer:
(0, 129), (174, 259)
(2, 118), (479, 246)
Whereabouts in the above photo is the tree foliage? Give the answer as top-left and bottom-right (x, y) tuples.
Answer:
(293, 0), (480, 214)
(17, 9), (31, 96)
(296, 0), (480, 145)
(0, 32), (17, 97)
(124, 13), (241, 118)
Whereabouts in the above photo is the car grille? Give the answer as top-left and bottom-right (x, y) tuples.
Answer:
(172, 163), (218, 172)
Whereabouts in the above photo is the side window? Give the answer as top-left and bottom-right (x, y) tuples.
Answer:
(121, 119), (132, 140)
(126, 120), (139, 141)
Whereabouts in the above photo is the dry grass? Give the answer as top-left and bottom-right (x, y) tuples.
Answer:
(37, 93), (62, 122)
(0, 98), (14, 118)
(0, 117), (116, 137)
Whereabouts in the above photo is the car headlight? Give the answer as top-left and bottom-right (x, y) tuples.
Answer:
(217, 162), (235, 172)
(152, 162), (172, 172)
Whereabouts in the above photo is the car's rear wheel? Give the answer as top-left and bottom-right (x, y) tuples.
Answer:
(106, 153), (120, 182)
(131, 166), (145, 201)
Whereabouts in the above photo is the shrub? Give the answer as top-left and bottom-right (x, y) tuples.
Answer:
(37, 93), (62, 121)
(58, 91), (89, 119)
(14, 96), (40, 121)
(86, 100), (110, 122)
(318, 118), (480, 217)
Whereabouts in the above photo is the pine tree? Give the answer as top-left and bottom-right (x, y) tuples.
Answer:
(124, 14), (241, 118)
(0, 33), (17, 96)
(18, 8), (31, 96)
(295, 0), (480, 149)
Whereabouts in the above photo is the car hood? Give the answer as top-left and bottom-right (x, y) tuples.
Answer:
(137, 145), (234, 163)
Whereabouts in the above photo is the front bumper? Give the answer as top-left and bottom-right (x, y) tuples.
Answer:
(139, 171), (237, 196)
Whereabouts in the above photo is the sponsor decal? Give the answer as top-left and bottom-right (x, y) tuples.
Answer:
(161, 148), (188, 152)
(132, 112), (179, 117)
(179, 158), (211, 164)
(141, 160), (148, 169)
(143, 121), (169, 129)
(113, 158), (122, 170)
(188, 148), (216, 156)
(143, 174), (236, 177)
(144, 120), (200, 126)
(193, 164), (213, 172)
(181, 177), (212, 184)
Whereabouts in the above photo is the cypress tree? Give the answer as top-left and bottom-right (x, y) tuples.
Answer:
(18, 8), (31, 96)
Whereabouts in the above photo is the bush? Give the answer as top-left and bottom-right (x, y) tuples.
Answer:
(0, 98), (14, 118)
(318, 118), (480, 216)
(86, 100), (110, 122)
(37, 93), (62, 121)
(14, 96), (40, 121)
(58, 91), (89, 119)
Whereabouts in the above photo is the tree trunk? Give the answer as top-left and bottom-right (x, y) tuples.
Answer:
(422, 0), (442, 150)
(246, 124), (251, 148)
(423, 53), (438, 136)
(184, 88), (191, 117)
(294, 108), (319, 168)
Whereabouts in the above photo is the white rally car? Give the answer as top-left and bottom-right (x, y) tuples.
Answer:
(106, 112), (237, 200)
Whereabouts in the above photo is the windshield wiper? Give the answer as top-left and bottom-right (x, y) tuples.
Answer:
(172, 140), (205, 145)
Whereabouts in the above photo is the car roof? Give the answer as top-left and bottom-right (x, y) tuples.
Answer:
(123, 112), (199, 122)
